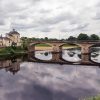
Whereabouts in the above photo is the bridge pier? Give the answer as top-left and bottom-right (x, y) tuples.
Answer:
(52, 52), (62, 62)
(28, 46), (35, 52)
(52, 44), (62, 52)
(81, 54), (92, 64)
(79, 43), (93, 54)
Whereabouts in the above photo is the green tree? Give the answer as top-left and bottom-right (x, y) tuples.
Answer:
(67, 36), (77, 41)
(77, 33), (90, 41)
(45, 37), (48, 41)
(90, 34), (100, 40)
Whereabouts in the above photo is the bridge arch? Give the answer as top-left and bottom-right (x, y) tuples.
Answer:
(59, 43), (81, 47)
(58, 43), (81, 63)
(28, 42), (53, 52)
(89, 43), (100, 64)
(89, 43), (100, 48)
(29, 42), (53, 47)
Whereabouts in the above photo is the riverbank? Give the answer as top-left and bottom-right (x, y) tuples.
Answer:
(84, 95), (100, 100)
(0, 45), (79, 56)
(0, 46), (27, 58)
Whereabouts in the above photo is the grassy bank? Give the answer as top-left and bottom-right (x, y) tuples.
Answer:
(0, 46), (27, 57)
(84, 95), (100, 100)
(86, 97), (100, 100)
(35, 44), (52, 47)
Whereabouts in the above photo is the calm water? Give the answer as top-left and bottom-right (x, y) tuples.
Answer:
(0, 47), (100, 100)
(35, 48), (100, 63)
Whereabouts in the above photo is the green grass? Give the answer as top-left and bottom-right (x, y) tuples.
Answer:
(85, 95), (100, 100)
(35, 44), (52, 47)
(0, 46), (27, 55)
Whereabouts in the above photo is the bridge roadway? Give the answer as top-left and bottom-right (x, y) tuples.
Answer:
(28, 40), (100, 54)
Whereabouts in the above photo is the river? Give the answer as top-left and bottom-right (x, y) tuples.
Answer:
(0, 47), (100, 100)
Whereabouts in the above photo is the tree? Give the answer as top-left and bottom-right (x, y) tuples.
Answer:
(90, 34), (99, 40)
(67, 36), (77, 41)
(45, 37), (48, 41)
(77, 33), (90, 41)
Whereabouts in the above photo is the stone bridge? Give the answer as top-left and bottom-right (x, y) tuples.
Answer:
(28, 40), (100, 54)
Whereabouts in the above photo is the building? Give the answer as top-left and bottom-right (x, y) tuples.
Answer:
(0, 29), (21, 47)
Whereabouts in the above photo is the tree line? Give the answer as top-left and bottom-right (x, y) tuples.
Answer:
(21, 33), (100, 42)
(67, 33), (100, 41)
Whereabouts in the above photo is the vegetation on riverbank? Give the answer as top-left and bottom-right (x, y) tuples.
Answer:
(84, 95), (100, 100)
(35, 44), (52, 47)
(0, 46), (27, 56)
(21, 33), (100, 41)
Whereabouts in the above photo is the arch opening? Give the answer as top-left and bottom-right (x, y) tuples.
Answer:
(89, 44), (100, 63)
(31, 43), (53, 61)
(60, 43), (82, 63)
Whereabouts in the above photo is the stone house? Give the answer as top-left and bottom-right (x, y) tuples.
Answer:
(0, 29), (21, 47)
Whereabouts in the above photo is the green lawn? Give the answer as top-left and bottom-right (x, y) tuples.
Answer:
(0, 46), (27, 55)
(35, 44), (52, 47)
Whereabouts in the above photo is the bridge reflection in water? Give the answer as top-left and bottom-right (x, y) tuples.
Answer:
(28, 48), (100, 66)
(0, 49), (99, 76)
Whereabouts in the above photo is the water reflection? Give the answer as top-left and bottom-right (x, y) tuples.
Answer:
(35, 51), (52, 60)
(62, 48), (81, 63)
(90, 47), (100, 63)
(0, 58), (100, 100)
(0, 58), (21, 75)
(33, 48), (100, 64)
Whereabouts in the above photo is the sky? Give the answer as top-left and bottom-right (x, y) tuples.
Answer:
(0, 0), (100, 39)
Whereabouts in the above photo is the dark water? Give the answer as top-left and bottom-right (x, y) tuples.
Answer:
(0, 47), (100, 100)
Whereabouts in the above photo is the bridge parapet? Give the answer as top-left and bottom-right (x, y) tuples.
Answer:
(28, 40), (100, 54)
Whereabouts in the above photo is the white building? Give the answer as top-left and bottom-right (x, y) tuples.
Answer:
(0, 29), (21, 47)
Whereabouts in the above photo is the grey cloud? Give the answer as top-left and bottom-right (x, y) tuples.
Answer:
(0, 0), (99, 37)
(93, 1), (100, 20)
(94, 12), (100, 20)
(12, 23), (36, 30)
(39, 9), (51, 14)
(61, 23), (88, 32)
(75, 23), (89, 30)
(37, 27), (52, 32)
(0, 20), (5, 25)
(37, 12), (76, 25)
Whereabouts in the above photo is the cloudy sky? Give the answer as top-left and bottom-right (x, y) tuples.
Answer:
(0, 0), (100, 38)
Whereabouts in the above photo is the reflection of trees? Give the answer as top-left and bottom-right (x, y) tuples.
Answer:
(78, 54), (81, 59)
(90, 47), (100, 53)
(68, 52), (75, 57)
(44, 52), (49, 56)
(91, 52), (99, 58)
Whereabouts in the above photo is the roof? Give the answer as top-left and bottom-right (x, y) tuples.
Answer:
(3, 37), (11, 40)
(8, 29), (20, 35)
(0, 37), (11, 41)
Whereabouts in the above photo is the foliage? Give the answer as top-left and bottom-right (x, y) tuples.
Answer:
(44, 37), (48, 40)
(0, 46), (27, 55)
(77, 33), (90, 40)
(21, 33), (100, 41)
(67, 36), (77, 41)
(86, 95), (100, 100)
(90, 34), (100, 40)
